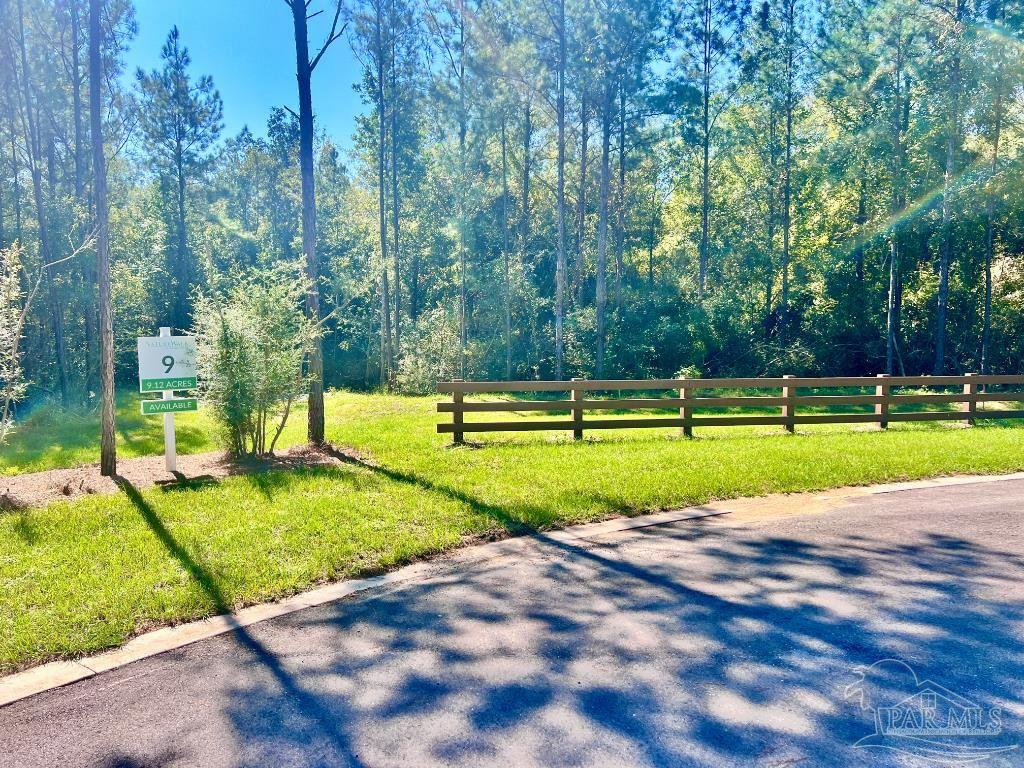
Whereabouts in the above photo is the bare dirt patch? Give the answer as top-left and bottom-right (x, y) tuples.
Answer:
(0, 444), (366, 511)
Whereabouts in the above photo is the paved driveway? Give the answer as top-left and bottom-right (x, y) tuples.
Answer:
(2, 479), (1022, 767)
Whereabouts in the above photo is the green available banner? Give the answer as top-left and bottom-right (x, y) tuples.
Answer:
(141, 398), (198, 415)
(140, 376), (198, 393)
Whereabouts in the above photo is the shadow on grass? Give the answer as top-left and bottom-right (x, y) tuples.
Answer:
(111, 476), (368, 767)
(321, 445), (550, 533)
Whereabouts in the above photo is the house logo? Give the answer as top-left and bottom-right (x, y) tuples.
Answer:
(845, 659), (1018, 764)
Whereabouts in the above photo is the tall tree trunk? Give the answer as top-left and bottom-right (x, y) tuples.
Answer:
(501, 116), (512, 380)
(289, 0), (325, 444)
(457, 0), (467, 377)
(886, 29), (906, 376)
(0, 134), (5, 246)
(595, 85), (612, 379)
(647, 188), (657, 286)
(779, 0), (795, 344)
(981, 1), (1004, 376)
(613, 83), (626, 308)
(853, 164), (867, 281)
(410, 254), (419, 321)
(886, 236), (900, 375)
(576, 94), (587, 303)
(933, 2), (961, 375)
(764, 103), (777, 335)
(520, 100), (532, 369)
(9, 111), (22, 240)
(173, 149), (189, 330)
(521, 102), (531, 262)
(389, 0), (401, 360)
(16, 0), (68, 406)
(90, 0), (115, 475)
(554, 0), (567, 379)
(375, 0), (393, 386)
(70, 4), (85, 200)
(698, 0), (711, 298)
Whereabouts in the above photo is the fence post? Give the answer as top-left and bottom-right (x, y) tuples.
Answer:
(452, 378), (464, 445)
(876, 374), (891, 429)
(963, 373), (978, 427)
(782, 375), (796, 433)
(679, 383), (693, 438)
(572, 378), (584, 440)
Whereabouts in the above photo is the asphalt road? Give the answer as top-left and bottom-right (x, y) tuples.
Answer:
(2, 479), (1023, 767)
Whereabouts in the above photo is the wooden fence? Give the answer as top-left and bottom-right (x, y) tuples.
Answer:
(436, 375), (1024, 444)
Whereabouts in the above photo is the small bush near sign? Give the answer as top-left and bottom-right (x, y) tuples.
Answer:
(192, 266), (320, 457)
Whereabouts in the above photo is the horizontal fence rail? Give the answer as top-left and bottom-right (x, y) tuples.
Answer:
(436, 375), (1024, 444)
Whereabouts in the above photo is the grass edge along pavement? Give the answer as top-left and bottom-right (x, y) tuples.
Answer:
(6, 469), (1023, 709)
(2, 391), (1024, 675)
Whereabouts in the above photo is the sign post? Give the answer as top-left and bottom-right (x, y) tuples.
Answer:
(138, 327), (198, 473)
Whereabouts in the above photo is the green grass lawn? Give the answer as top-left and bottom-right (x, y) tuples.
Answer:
(2, 389), (1024, 674)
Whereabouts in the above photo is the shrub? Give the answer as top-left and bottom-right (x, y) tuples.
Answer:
(395, 306), (463, 394)
(192, 265), (320, 456)
(0, 245), (29, 444)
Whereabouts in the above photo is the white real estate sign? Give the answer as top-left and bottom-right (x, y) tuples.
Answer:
(137, 329), (198, 472)
(137, 335), (198, 393)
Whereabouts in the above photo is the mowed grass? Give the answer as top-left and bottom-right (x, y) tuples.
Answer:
(0, 392), (307, 475)
(2, 390), (1024, 673)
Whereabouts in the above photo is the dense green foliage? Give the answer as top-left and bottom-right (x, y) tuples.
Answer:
(3, 390), (1024, 672)
(1, 0), (1022, 412)
(193, 266), (319, 456)
(0, 245), (27, 442)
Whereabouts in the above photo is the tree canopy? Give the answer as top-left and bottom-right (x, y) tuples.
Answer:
(2, 0), (1023, 411)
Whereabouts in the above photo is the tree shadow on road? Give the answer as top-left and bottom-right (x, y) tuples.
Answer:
(208, 475), (1024, 766)
(112, 476), (368, 767)
(60, 467), (1023, 768)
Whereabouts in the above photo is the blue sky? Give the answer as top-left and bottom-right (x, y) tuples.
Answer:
(124, 0), (364, 150)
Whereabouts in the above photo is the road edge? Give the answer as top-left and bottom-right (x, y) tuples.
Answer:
(3, 469), (1023, 709)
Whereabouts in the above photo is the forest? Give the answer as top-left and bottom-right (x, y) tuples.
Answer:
(1, 0), (1023, 418)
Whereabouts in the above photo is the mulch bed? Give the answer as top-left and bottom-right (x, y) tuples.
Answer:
(1, 444), (366, 512)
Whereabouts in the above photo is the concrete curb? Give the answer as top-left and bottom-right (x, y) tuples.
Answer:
(3, 470), (1023, 709)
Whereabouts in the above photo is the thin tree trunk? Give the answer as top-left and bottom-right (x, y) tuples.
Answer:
(88, 0), (113, 475)
(886, 236), (899, 375)
(0, 130), (5, 246)
(16, 0), (68, 406)
(174, 149), (188, 330)
(288, 0), (325, 444)
(457, 0), (467, 377)
(576, 94), (587, 302)
(375, 0), (392, 386)
(779, 0), (795, 344)
(410, 251), (419, 321)
(9, 111), (22, 240)
(647, 188), (657, 286)
(70, 4), (85, 200)
(595, 85), (612, 379)
(981, 1), (1004, 376)
(934, 1), (961, 375)
(613, 83), (626, 308)
(521, 101), (531, 261)
(854, 164), (867, 281)
(501, 116), (512, 380)
(698, 0), (711, 298)
(554, 0), (567, 379)
(765, 103), (777, 335)
(389, 0), (401, 360)
(886, 30), (906, 376)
